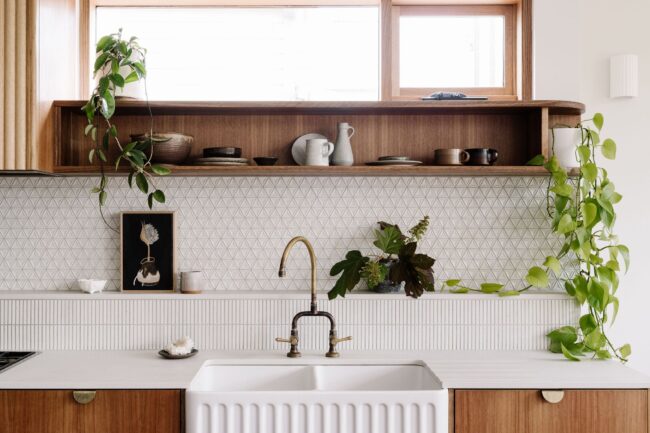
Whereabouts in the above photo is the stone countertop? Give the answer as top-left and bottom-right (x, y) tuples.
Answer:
(0, 350), (648, 390)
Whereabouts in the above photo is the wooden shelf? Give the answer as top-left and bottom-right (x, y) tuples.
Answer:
(53, 164), (556, 177)
(52, 100), (585, 176)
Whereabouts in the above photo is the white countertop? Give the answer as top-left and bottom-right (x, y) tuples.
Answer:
(0, 350), (648, 390)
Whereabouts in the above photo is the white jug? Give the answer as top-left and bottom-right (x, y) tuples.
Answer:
(331, 122), (355, 166)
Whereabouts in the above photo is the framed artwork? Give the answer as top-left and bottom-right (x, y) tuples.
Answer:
(120, 211), (176, 293)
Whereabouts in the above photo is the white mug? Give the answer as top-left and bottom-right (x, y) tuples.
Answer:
(181, 271), (203, 294)
(305, 138), (334, 166)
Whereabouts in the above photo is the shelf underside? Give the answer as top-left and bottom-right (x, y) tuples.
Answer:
(53, 165), (556, 176)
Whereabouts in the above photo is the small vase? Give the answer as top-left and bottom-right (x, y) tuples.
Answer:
(331, 122), (355, 166)
(371, 259), (405, 294)
(550, 127), (581, 169)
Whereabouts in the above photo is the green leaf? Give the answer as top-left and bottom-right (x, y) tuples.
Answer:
(127, 172), (134, 188)
(589, 129), (600, 145)
(124, 71), (139, 84)
(135, 172), (148, 194)
(526, 154), (545, 166)
(557, 213), (576, 234)
(450, 287), (469, 294)
(132, 61), (146, 78)
(96, 35), (114, 52)
(602, 138), (617, 159)
(550, 183), (573, 197)
(93, 52), (110, 73)
(577, 145), (591, 163)
(560, 343), (581, 361)
(617, 244), (630, 272)
(110, 73), (125, 88)
(445, 279), (461, 287)
(480, 283), (504, 294)
(593, 113), (604, 130)
(582, 201), (598, 227)
(619, 344), (632, 359)
(581, 162), (598, 183)
(328, 250), (369, 299)
(526, 266), (549, 288)
(543, 256), (561, 276)
(84, 124), (94, 136)
(579, 314), (598, 335)
(547, 326), (578, 345)
(498, 290), (521, 297)
(151, 164), (172, 176)
(152, 189), (165, 203)
(97, 149), (107, 163)
(99, 190), (107, 206)
(584, 329), (605, 350)
(373, 226), (404, 255)
(596, 350), (611, 360)
(587, 280), (608, 311)
(88, 149), (95, 164)
(147, 193), (154, 210)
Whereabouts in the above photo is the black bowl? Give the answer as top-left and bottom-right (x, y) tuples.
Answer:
(203, 147), (242, 158)
(253, 157), (278, 166)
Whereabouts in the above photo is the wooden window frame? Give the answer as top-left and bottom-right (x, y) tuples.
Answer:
(389, 4), (516, 100)
(80, 0), (532, 101)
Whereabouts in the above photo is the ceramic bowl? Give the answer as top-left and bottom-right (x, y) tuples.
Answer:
(130, 132), (193, 165)
(203, 147), (242, 158)
(253, 157), (278, 166)
(77, 279), (107, 294)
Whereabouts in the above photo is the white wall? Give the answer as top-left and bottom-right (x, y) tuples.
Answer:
(535, 0), (650, 375)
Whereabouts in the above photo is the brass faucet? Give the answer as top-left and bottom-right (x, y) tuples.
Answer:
(276, 236), (351, 358)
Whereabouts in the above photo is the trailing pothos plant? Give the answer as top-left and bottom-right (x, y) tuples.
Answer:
(328, 216), (435, 299)
(81, 29), (170, 221)
(439, 113), (631, 362)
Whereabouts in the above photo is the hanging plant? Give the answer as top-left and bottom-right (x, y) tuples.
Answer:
(81, 28), (170, 219)
(438, 113), (630, 362)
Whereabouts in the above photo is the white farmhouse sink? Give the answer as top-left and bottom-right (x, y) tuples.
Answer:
(186, 361), (448, 433)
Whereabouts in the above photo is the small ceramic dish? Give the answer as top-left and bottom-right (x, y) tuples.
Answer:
(366, 160), (423, 166)
(77, 279), (107, 294)
(378, 156), (410, 161)
(158, 348), (199, 359)
(203, 147), (242, 158)
(253, 157), (278, 166)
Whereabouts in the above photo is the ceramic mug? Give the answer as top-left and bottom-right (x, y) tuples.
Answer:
(433, 148), (470, 165)
(305, 138), (335, 166)
(466, 148), (499, 166)
(181, 271), (203, 294)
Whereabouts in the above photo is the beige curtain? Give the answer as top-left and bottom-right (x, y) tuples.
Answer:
(0, 0), (37, 170)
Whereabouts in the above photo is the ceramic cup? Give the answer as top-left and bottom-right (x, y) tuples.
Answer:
(305, 138), (335, 166)
(466, 148), (499, 166)
(181, 271), (203, 294)
(433, 148), (470, 165)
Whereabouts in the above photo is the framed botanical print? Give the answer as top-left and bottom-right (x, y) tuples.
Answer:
(120, 211), (176, 293)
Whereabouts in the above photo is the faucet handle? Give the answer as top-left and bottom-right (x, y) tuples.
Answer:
(331, 335), (352, 345)
(275, 336), (298, 345)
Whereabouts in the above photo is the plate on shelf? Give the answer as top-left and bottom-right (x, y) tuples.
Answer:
(291, 133), (328, 165)
(194, 157), (248, 163)
(193, 162), (249, 166)
(366, 160), (423, 166)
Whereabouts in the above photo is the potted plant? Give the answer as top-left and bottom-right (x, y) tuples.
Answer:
(328, 216), (435, 299)
(81, 28), (170, 216)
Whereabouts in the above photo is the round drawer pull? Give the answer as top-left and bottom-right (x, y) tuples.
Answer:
(541, 390), (565, 404)
(72, 390), (96, 405)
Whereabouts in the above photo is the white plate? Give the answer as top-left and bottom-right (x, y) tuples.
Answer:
(194, 157), (248, 163)
(291, 133), (327, 165)
(194, 162), (249, 166)
(366, 160), (423, 166)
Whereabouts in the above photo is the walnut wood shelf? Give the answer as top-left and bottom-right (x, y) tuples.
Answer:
(53, 164), (558, 177)
(53, 100), (584, 176)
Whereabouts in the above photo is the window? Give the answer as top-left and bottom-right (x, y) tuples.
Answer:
(391, 5), (516, 99)
(95, 6), (380, 101)
(89, 1), (529, 101)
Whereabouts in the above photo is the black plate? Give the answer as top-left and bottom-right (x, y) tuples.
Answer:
(158, 348), (199, 359)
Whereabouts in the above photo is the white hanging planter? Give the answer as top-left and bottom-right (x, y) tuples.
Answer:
(549, 127), (581, 169)
(115, 66), (146, 99)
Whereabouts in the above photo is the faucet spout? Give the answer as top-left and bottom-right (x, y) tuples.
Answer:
(278, 236), (318, 311)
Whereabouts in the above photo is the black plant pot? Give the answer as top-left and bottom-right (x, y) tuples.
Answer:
(371, 259), (405, 294)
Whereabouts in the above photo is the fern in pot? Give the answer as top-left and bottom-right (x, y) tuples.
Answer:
(328, 216), (435, 299)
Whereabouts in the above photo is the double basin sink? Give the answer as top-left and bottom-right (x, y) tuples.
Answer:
(186, 361), (448, 433)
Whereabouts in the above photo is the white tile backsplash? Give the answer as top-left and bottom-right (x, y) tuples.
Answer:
(0, 176), (571, 293)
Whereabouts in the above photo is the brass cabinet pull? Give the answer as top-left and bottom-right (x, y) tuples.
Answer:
(541, 390), (565, 404)
(72, 390), (96, 405)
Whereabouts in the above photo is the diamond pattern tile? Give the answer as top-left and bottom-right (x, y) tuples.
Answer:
(0, 176), (573, 292)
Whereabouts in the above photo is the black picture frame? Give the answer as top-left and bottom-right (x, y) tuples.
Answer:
(120, 211), (176, 293)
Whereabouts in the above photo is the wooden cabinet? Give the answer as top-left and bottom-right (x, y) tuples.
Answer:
(454, 389), (649, 433)
(0, 390), (181, 433)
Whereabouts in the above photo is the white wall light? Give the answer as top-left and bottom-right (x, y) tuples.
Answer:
(610, 54), (639, 98)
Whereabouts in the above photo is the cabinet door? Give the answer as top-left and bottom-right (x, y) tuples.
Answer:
(0, 390), (181, 433)
(455, 389), (648, 433)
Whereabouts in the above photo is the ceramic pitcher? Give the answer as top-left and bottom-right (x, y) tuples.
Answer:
(331, 122), (355, 166)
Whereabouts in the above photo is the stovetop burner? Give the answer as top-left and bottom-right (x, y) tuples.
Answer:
(0, 351), (37, 373)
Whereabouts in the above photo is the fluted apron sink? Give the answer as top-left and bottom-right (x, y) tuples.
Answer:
(186, 361), (448, 433)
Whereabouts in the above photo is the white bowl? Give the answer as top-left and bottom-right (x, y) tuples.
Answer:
(77, 279), (107, 294)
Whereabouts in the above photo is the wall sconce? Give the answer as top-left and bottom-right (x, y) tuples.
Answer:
(610, 54), (638, 98)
